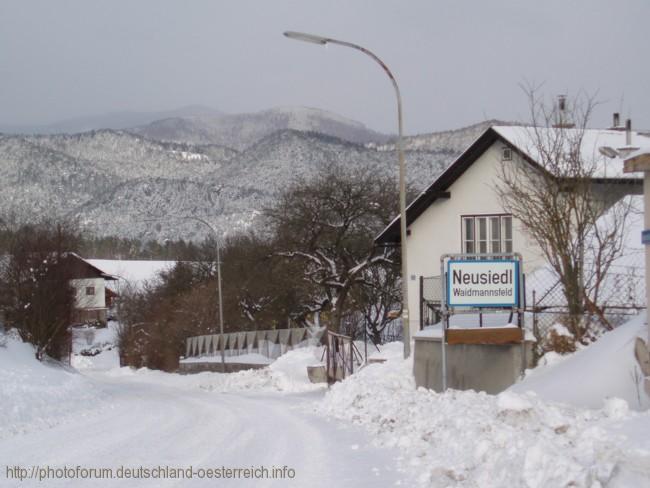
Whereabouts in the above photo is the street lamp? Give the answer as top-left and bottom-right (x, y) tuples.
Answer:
(148, 215), (226, 370)
(283, 31), (411, 358)
(184, 216), (226, 371)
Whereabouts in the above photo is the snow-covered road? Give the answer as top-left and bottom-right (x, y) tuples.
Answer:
(0, 372), (404, 488)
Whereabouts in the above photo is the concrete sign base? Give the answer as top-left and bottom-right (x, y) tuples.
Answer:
(413, 334), (535, 394)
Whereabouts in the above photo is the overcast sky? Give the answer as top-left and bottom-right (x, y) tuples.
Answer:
(1, 0), (648, 134)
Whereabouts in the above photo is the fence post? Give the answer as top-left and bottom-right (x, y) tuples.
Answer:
(349, 337), (354, 375)
(532, 290), (538, 340)
(364, 326), (368, 365)
(419, 275), (424, 330)
(440, 256), (448, 391)
(325, 330), (331, 384)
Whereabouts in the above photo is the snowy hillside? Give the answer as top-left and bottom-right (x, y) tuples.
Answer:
(0, 121), (468, 241)
(371, 119), (511, 153)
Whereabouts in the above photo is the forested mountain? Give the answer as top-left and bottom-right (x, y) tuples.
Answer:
(131, 106), (390, 150)
(0, 108), (498, 241)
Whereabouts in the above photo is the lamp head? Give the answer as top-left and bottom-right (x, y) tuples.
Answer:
(283, 31), (328, 45)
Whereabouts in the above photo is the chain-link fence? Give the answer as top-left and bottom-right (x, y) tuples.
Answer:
(527, 259), (645, 343)
(420, 255), (646, 345)
(421, 275), (443, 329)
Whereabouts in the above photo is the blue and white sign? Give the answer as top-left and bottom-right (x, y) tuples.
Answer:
(447, 260), (520, 308)
(642, 229), (650, 245)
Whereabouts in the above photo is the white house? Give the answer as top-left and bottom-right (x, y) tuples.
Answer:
(376, 121), (647, 332)
(62, 253), (118, 325)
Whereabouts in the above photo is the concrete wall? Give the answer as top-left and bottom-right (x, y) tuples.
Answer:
(72, 308), (107, 325)
(413, 335), (535, 394)
(178, 362), (267, 374)
(405, 142), (546, 331)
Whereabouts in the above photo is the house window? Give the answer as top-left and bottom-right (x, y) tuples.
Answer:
(461, 215), (513, 255)
(503, 215), (513, 253)
(463, 217), (475, 253)
(85, 286), (95, 296)
(477, 217), (487, 254)
(501, 146), (513, 161)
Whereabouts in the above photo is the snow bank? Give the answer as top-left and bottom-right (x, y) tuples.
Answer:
(107, 346), (326, 394)
(0, 332), (106, 439)
(368, 341), (405, 360)
(315, 348), (650, 487)
(267, 346), (325, 390)
(511, 313), (650, 410)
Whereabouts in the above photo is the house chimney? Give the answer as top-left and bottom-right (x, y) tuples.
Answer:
(616, 118), (638, 157)
(609, 113), (625, 131)
(553, 95), (574, 128)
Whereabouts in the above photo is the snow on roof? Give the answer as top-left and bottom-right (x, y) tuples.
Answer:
(86, 259), (174, 288)
(493, 125), (650, 179)
(64, 252), (119, 280)
(376, 124), (646, 244)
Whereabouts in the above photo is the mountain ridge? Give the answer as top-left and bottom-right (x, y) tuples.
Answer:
(0, 108), (503, 242)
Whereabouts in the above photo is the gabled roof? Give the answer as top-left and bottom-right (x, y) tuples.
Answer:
(63, 252), (119, 280)
(493, 125), (648, 179)
(375, 125), (646, 245)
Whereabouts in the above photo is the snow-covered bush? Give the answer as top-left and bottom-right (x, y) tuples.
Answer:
(545, 322), (577, 354)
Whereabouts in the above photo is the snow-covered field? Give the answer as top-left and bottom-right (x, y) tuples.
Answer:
(87, 259), (175, 289)
(1, 315), (649, 487)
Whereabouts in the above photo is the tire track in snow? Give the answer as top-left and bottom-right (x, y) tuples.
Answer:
(0, 372), (404, 488)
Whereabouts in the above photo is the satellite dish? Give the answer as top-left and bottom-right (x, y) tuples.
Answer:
(598, 146), (618, 158)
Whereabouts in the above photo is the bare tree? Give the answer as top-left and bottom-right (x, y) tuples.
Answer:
(266, 163), (399, 332)
(496, 88), (634, 343)
(0, 221), (82, 360)
(351, 261), (401, 344)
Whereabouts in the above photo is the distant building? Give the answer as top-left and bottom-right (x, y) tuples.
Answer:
(61, 253), (118, 326)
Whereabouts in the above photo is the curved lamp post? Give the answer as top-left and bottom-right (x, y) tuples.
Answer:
(185, 216), (226, 370)
(140, 215), (226, 368)
(283, 31), (410, 358)
(154, 215), (226, 369)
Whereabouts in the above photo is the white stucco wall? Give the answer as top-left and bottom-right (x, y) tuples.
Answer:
(405, 142), (546, 330)
(70, 278), (106, 309)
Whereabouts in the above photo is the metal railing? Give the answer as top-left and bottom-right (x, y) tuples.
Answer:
(184, 327), (325, 361)
(324, 330), (364, 384)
